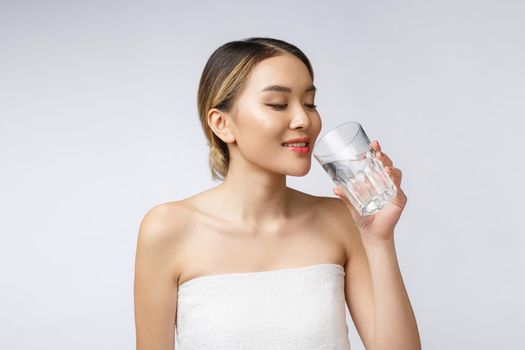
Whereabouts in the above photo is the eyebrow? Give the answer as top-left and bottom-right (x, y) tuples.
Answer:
(260, 84), (316, 93)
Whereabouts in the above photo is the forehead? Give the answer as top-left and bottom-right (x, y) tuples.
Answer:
(244, 54), (313, 92)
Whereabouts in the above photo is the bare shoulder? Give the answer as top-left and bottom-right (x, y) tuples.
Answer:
(287, 187), (353, 223)
(136, 186), (225, 255)
(300, 190), (353, 223)
(312, 194), (361, 263)
(138, 201), (191, 244)
(286, 187), (327, 209)
(136, 200), (195, 278)
(134, 201), (193, 348)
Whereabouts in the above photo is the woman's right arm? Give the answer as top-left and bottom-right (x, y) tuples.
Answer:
(134, 204), (184, 349)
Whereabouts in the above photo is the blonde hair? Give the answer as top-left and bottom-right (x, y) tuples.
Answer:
(197, 37), (314, 181)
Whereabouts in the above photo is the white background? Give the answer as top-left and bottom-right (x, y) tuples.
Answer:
(1, 0), (524, 349)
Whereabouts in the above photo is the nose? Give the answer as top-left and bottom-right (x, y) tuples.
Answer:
(289, 104), (312, 130)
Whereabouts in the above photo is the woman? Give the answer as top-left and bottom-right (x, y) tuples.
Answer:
(134, 37), (421, 349)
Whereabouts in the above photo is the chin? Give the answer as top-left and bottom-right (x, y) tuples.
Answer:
(286, 164), (312, 177)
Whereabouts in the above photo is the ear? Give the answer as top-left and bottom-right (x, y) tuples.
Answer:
(207, 108), (236, 143)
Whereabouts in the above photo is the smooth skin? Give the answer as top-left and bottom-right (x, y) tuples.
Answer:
(134, 53), (421, 349)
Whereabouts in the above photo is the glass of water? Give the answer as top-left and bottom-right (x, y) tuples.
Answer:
(313, 121), (397, 216)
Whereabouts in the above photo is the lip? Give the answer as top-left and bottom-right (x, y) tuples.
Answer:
(284, 144), (310, 154)
(282, 136), (311, 145)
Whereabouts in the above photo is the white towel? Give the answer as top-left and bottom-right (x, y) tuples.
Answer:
(175, 263), (351, 350)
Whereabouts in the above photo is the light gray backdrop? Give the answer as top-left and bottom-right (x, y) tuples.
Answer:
(1, 0), (524, 349)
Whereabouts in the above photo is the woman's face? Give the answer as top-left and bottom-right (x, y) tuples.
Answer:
(226, 53), (322, 176)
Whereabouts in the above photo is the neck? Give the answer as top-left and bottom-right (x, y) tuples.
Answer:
(215, 160), (292, 228)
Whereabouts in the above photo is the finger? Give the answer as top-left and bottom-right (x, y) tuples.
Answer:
(376, 151), (393, 167)
(385, 166), (403, 186)
(385, 166), (402, 181)
(370, 140), (381, 152)
(390, 186), (408, 207)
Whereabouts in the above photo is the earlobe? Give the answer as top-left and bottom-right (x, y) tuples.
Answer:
(207, 108), (236, 143)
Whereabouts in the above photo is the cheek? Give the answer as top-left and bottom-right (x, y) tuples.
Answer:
(311, 113), (322, 138)
(234, 115), (289, 162)
(239, 110), (287, 140)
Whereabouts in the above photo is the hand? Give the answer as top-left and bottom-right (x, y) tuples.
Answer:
(332, 140), (408, 242)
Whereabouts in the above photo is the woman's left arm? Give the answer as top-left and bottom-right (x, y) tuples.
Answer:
(334, 140), (421, 350)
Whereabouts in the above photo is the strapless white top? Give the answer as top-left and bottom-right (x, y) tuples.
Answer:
(175, 263), (351, 349)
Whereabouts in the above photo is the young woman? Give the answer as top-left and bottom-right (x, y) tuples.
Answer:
(134, 37), (421, 350)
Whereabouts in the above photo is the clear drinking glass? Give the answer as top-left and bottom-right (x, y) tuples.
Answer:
(313, 121), (397, 216)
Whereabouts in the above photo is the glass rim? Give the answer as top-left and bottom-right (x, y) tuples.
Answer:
(313, 121), (362, 159)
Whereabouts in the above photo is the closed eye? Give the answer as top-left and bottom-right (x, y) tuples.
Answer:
(265, 103), (287, 110)
(265, 104), (318, 110)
